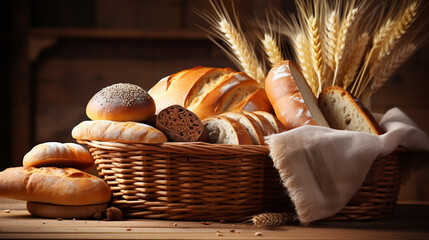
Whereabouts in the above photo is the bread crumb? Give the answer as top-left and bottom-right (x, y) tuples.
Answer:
(255, 232), (263, 236)
(4, 209), (10, 213)
(126, 228), (132, 231)
(106, 206), (122, 221)
(229, 229), (235, 232)
(57, 218), (62, 221)
(201, 221), (211, 225)
(173, 223), (177, 226)
(216, 232), (223, 236)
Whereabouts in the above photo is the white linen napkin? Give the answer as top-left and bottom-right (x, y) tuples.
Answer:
(265, 107), (429, 224)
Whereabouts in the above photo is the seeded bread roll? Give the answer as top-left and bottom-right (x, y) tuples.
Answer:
(202, 116), (252, 145)
(72, 120), (167, 143)
(27, 202), (108, 219)
(318, 86), (382, 135)
(149, 66), (273, 120)
(86, 83), (155, 122)
(23, 142), (94, 170)
(156, 105), (208, 142)
(0, 167), (111, 205)
(265, 60), (329, 129)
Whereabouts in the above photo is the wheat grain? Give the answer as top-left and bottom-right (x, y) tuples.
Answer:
(261, 33), (284, 67)
(251, 212), (298, 227)
(308, 15), (324, 95)
(342, 33), (370, 90)
(323, 10), (339, 86)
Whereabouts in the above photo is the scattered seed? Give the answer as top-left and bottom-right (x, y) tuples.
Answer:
(4, 209), (10, 213)
(216, 232), (223, 236)
(173, 223), (177, 226)
(57, 218), (62, 221)
(229, 229), (235, 232)
(126, 228), (132, 231)
(255, 231), (263, 236)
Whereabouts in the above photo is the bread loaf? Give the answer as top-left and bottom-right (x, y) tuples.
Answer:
(252, 111), (288, 133)
(241, 111), (276, 137)
(0, 167), (111, 205)
(156, 105), (208, 142)
(202, 116), (252, 145)
(318, 86), (382, 135)
(219, 112), (264, 145)
(72, 120), (167, 143)
(86, 83), (155, 122)
(23, 142), (94, 170)
(149, 66), (273, 120)
(265, 60), (329, 129)
(27, 202), (108, 219)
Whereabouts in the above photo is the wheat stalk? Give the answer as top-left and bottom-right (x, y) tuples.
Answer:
(293, 32), (318, 94)
(342, 33), (370, 90)
(323, 10), (339, 86)
(332, 8), (359, 86)
(261, 33), (284, 67)
(308, 15), (324, 96)
(372, 44), (416, 93)
(251, 212), (298, 227)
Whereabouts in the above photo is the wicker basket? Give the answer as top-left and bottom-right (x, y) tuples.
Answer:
(78, 140), (405, 221)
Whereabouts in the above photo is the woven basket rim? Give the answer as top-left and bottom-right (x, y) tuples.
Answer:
(77, 139), (270, 156)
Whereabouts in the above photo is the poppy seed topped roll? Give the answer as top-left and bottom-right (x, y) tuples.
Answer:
(86, 83), (155, 122)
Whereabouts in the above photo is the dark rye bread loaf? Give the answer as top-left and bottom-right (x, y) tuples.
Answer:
(156, 105), (208, 142)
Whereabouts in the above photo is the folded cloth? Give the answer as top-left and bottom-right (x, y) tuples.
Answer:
(265, 107), (429, 224)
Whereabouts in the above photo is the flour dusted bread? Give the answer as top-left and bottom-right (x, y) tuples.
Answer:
(149, 66), (273, 120)
(23, 142), (94, 170)
(202, 116), (252, 145)
(318, 86), (382, 135)
(86, 83), (155, 122)
(0, 167), (111, 205)
(265, 60), (329, 129)
(27, 202), (108, 219)
(72, 120), (167, 143)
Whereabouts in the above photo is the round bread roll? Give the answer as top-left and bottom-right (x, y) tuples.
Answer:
(27, 202), (108, 219)
(0, 167), (111, 206)
(23, 142), (94, 170)
(72, 120), (167, 143)
(86, 83), (155, 122)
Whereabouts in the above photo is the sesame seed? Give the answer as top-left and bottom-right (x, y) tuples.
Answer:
(92, 83), (151, 107)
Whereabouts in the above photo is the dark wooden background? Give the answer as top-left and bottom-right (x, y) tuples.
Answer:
(2, 0), (428, 201)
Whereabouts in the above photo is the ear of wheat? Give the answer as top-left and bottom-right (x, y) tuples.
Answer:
(251, 212), (298, 227)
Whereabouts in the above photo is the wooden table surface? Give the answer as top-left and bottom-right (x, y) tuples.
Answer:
(1, 198), (428, 240)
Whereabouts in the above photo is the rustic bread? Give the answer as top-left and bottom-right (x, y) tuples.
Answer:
(149, 66), (273, 120)
(265, 60), (329, 129)
(219, 112), (264, 145)
(0, 167), (111, 205)
(318, 86), (382, 135)
(23, 142), (94, 170)
(72, 120), (167, 143)
(156, 105), (208, 142)
(26, 202), (108, 219)
(202, 116), (252, 145)
(241, 111), (276, 137)
(86, 83), (155, 122)
(253, 111), (288, 133)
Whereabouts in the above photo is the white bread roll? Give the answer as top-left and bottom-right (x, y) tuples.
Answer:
(0, 167), (111, 205)
(202, 116), (252, 145)
(219, 112), (264, 145)
(265, 60), (329, 129)
(318, 86), (382, 135)
(252, 111), (288, 133)
(149, 66), (273, 120)
(72, 120), (167, 143)
(86, 83), (155, 122)
(27, 202), (108, 219)
(23, 142), (94, 170)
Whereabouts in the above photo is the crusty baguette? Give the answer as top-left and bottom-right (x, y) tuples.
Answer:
(23, 142), (94, 170)
(202, 116), (252, 145)
(253, 111), (288, 133)
(27, 202), (108, 219)
(219, 112), (264, 145)
(265, 60), (329, 129)
(241, 111), (276, 137)
(72, 120), (167, 143)
(318, 86), (382, 135)
(149, 66), (272, 119)
(0, 167), (111, 205)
